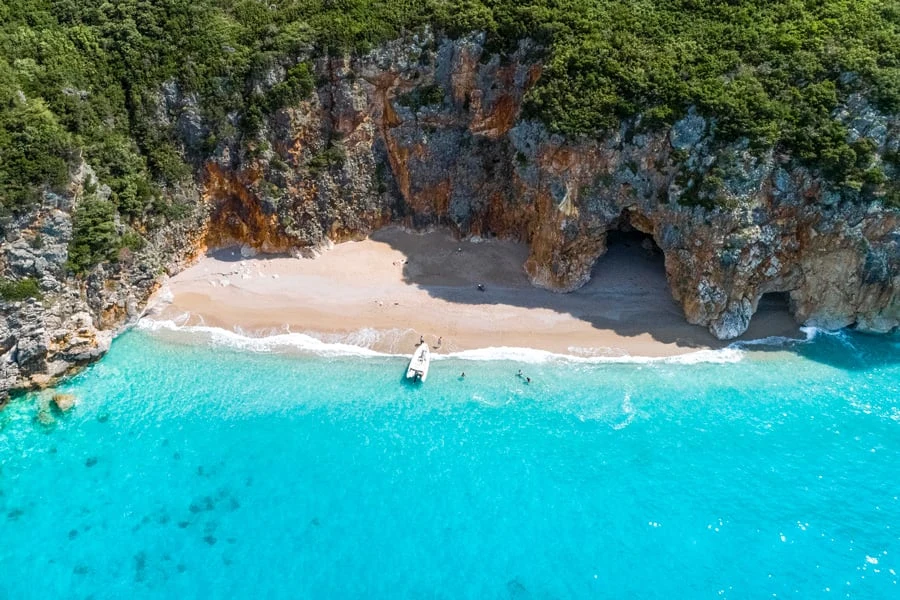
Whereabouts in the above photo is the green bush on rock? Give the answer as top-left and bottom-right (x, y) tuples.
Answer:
(2, 0), (899, 269)
(66, 198), (119, 274)
(0, 277), (42, 301)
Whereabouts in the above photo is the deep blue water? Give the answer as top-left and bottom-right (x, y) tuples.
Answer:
(1, 328), (899, 598)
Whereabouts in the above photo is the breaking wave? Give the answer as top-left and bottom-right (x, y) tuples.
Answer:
(136, 318), (390, 358)
(134, 317), (771, 364)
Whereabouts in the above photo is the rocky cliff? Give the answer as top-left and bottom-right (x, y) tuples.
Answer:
(0, 168), (205, 402)
(2, 31), (898, 402)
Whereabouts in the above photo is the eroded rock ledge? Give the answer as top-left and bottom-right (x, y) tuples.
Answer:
(2, 31), (898, 402)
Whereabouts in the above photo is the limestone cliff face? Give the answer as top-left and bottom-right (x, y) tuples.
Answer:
(0, 165), (205, 403)
(2, 30), (898, 402)
(211, 31), (899, 339)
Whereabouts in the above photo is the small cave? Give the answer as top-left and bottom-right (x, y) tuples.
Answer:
(602, 211), (665, 269)
(744, 291), (798, 336)
(208, 195), (268, 247)
(757, 291), (792, 313)
(205, 193), (296, 253)
(581, 211), (671, 303)
(604, 225), (663, 259)
(203, 164), (295, 253)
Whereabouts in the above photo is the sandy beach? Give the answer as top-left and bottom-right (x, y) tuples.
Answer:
(145, 227), (802, 357)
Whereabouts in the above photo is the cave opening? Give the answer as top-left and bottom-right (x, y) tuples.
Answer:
(600, 210), (666, 274)
(757, 291), (791, 313)
(741, 290), (799, 339)
(580, 210), (672, 309)
(604, 223), (663, 259)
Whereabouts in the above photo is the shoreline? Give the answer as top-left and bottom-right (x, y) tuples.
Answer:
(138, 317), (799, 364)
(143, 227), (804, 359)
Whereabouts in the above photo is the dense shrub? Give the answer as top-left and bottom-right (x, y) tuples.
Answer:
(266, 63), (316, 112)
(66, 198), (119, 274)
(2, 1), (899, 270)
(0, 277), (42, 301)
(308, 144), (347, 175)
(397, 84), (445, 110)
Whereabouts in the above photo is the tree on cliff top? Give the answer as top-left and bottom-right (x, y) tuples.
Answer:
(1, 0), (898, 269)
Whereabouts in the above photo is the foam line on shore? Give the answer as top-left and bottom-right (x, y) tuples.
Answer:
(729, 326), (819, 348)
(444, 345), (746, 364)
(130, 317), (820, 364)
(136, 318), (391, 358)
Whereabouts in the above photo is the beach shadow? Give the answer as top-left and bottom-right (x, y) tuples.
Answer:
(372, 227), (799, 353)
(192, 230), (895, 370)
(377, 227), (900, 370)
(206, 247), (294, 263)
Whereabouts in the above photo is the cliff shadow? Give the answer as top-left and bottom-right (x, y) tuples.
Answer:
(372, 226), (802, 353)
(205, 247), (294, 263)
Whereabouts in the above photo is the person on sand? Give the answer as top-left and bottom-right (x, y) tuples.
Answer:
(437, 337), (442, 348)
(419, 335), (424, 345)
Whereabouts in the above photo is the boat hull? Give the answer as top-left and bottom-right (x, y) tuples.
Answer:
(406, 343), (431, 382)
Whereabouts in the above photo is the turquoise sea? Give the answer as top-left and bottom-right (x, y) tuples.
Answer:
(1, 326), (899, 598)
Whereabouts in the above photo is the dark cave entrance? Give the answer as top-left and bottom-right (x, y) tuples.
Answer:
(741, 290), (799, 339)
(757, 291), (791, 313)
(602, 210), (665, 271)
(581, 210), (671, 303)
(604, 226), (663, 259)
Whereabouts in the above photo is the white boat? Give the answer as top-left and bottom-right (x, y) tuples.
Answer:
(406, 342), (430, 382)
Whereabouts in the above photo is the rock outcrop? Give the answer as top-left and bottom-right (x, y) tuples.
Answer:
(51, 393), (76, 412)
(2, 30), (898, 403)
(206, 31), (897, 337)
(1, 168), (205, 404)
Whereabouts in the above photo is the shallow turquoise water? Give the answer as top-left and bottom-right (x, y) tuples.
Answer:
(1, 329), (899, 598)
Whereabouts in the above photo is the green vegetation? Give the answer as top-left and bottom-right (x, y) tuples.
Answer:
(397, 84), (445, 110)
(1, 1), (898, 271)
(0, 277), (42, 302)
(266, 63), (316, 113)
(308, 144), (347, 176)
(66, 198), (120, 274)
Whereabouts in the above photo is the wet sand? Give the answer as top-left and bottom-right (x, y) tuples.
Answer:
(145, 227), (802, 357)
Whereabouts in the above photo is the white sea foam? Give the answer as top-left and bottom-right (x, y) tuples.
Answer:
(611, 392), (636, 430)
(136, 318), (389, 357)
(443, 345), (745, 364)
(730, 326), (819, 349)
(136, 318), (801, 365)
(799, 325), (857, 343)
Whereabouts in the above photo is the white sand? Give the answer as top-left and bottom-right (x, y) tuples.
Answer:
(145, 227), (801, 357)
